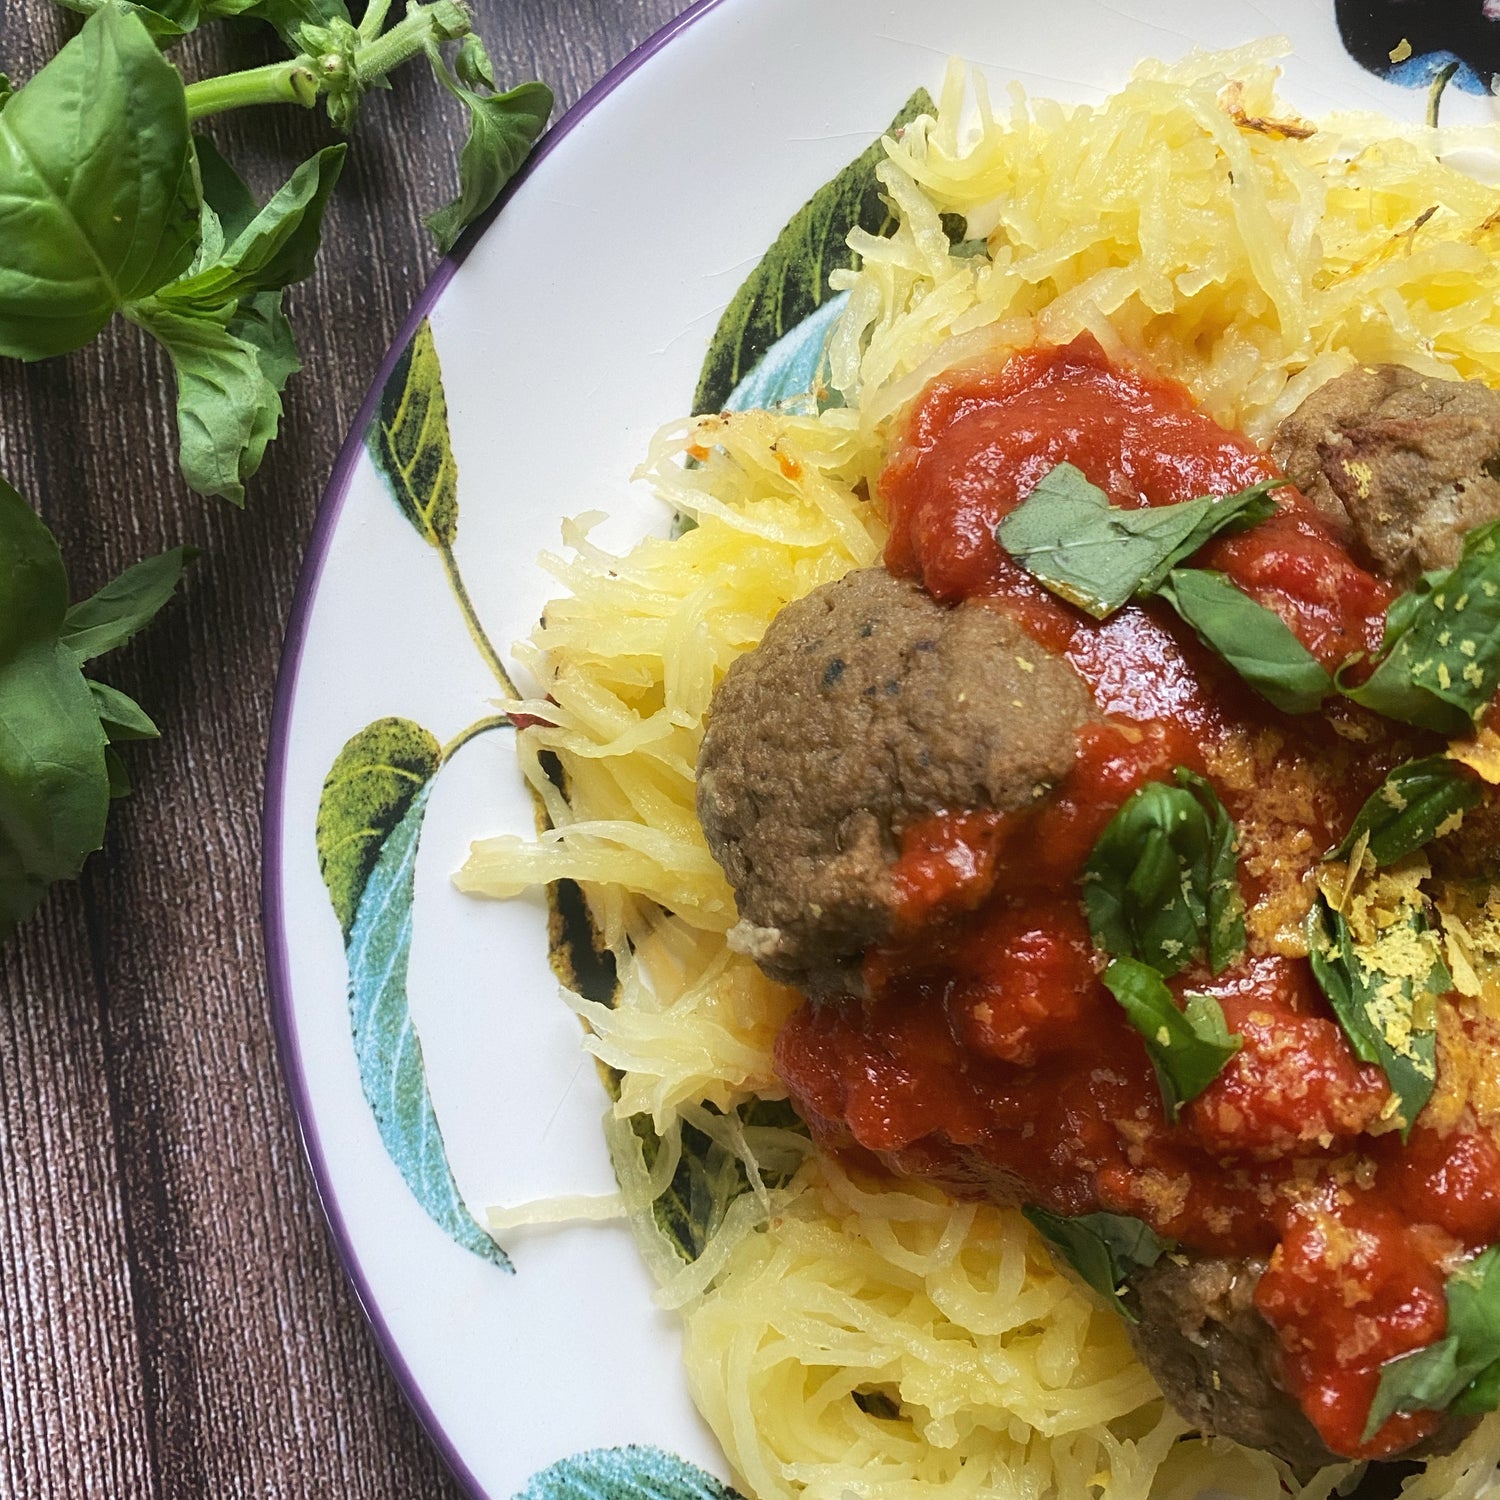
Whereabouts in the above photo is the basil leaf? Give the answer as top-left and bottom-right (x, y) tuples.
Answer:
(1022, 1204), (1173, 1320)
(1102, 957), (1242, 1120)
(0, 6), (199, 360)
(422, 42), (552, 254)
(192, 137), (303, 394)
(1081, 769), (1245, 977)
(0, 477), (188, 936)
(62, 546), (194, 662)
(126, 302), (282, 505)
(995, 464), (1281, 620)
(1305, 897), (1443, 1138)
(218, 0), (350, 48)
(1343, 521), (1500, 734)
(1156, 568), (1335, 713)
(151, 146), (345, 312)
(0, 74), (12, 111)
(1333, 756), (1483, 866)
(103, 746), (132, 800)
(1453, 1359), (1500, 1417)
(1178, 767), (1247, 973)
(0, 480), (107, 938)
(193, 136), (258, 238)
(53, 0), (202, 40)
(88, 682), (160, 742)
(1366, 1245), (1500, 1438)
(1365, 1337), (1465, 1441)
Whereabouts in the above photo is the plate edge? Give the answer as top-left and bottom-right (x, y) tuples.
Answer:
(258, 2), (737, 1495)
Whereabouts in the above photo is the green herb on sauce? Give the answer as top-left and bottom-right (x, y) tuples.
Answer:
(1342, 520), (1500, 734)
(1305, 897), (1446, 1140)
(1022, 1204), (1174, 1320)
(1332, 756), (1483, 867)
(995, 463), (1281, 619)
(1082, 768), (1246, 977)
(1153, 568), (1335, 714)
(1365, 1244), (1500, 1440)
(1101, 957), (1241, 1120)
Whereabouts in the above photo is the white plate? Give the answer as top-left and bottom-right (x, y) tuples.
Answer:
(262, 3), (1491, 1494)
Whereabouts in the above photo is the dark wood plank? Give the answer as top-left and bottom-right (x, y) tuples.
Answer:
(0, 1), (690, 1493)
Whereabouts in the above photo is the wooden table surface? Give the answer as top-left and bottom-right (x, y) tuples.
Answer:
(0, 1), (689, 1493)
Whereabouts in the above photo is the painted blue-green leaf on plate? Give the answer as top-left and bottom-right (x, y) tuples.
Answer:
(316, 716), (510, 1268)
(514, 1445), (745, 1500)
(720, 290), (848, 416)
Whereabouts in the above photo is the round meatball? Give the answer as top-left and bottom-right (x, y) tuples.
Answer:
(696, 567), (1094, 995)
(1272, 364), (1500, 586)
(1126, 1255), (1475, 1469)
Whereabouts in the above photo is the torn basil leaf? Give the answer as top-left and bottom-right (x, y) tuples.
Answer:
(1333, 756), (1483, 867)
(1022, 1204), (1173, 1320)
(995, 463), (1281, 620)
(62, 547), (195, 662)
(1101, 957), (1242, 1119)
(0, 478), (187, 939)
(1365, 1245), (1500, 1440)
(88, 682), (160, 743)
(422, 41), (553, 254)
(150, 145), (345, 313)
(1343, 520), (1500, 734)
(1305, 897), (1445, 1138)
(1081, 768), (1246, 977)
(1155, 568), (1335, 714)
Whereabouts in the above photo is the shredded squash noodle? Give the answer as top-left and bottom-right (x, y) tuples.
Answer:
(458, 43), (1500, 1499)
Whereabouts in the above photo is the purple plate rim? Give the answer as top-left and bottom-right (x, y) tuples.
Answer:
(259, 2), (732, 1495)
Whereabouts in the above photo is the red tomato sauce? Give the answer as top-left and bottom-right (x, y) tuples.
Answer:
(772, 336), (1500, 1459)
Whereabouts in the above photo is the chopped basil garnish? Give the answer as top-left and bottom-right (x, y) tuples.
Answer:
(995, 463), (1282, 620)
(1333, 755), (1483, 867)
(1342, 520), (1500, 734)
(1081, 768), (1246, 977)
(1305, 897), (1446, 1139)
(1365, 1244), (1500, 1441)
(1022, 1204), (1173, 1320)
(1154, 568), (1334, 714)
(1102, 957), (1242, 1120)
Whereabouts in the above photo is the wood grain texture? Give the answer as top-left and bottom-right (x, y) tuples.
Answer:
(0, 1), (691, 1494)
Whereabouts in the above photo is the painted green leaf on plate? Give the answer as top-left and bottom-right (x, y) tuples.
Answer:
(692, 86), (936, 416)
(514, 1445), (745, 1500)
(368, 317), (459, 549)
(317, 716), (441, 939)
(316, 717), (509, 1268)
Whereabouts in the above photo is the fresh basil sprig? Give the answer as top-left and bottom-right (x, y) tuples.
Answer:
(996, 463), (1281, 619)
(0, 477), (190, 939)
(1364, 1244), (1500, 1441)
(1305, 897), (1445, 1138)
(1022, 1204), (1174, 1320)
(0, 2), (551, 500)
(1101, 957), (1241, 1119)
(1342, 521), (1500, 734)
(1154, 568), (1335, 714)
(1082, 768), (1246, 977)
(1333, 756), (1483, 867)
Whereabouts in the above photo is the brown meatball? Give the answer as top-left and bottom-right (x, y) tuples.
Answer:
(696, 567), (1093, 995)
(1127, 1255), (1337, 1467)
(1126, 1255), (1475, 1468)
(1272, 364), (1500, 586)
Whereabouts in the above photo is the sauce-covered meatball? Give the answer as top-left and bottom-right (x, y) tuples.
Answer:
(696, 567), (1094, 995)
(1272, 363), (1500, 586)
